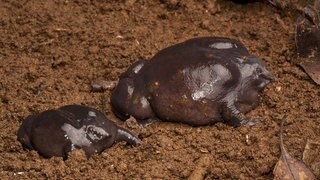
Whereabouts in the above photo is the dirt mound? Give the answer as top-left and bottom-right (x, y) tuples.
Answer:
(0, 0), (319, 179)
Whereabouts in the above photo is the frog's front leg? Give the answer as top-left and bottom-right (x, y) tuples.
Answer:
(115, 127), (141, 146)
(221, 103), (248, 127)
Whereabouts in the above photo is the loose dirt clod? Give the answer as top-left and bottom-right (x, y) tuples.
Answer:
(188, 155), (211, 180)
(273, 120), (316, 180)
(91, 80), (118, 92)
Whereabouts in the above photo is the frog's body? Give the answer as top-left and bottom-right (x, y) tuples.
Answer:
(111, 37), (273, 127)
(18, 105), (140, 159)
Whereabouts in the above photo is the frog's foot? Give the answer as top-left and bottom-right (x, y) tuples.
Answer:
(115, 127), (141, 146)
(226, 114), (248, 127)
(111, 105), (130, 121)
(246, 118), (261, 127)
(136, 118), (160, 127)
(221, 103), (247, 127)
(17, 115), (36, 150)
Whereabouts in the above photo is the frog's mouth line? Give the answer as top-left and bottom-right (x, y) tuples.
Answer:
(260, 71), (275, 82)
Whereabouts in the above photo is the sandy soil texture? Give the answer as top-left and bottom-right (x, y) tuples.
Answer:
(0, 0), (319, 179)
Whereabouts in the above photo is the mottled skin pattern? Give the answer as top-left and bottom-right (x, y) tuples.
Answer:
(17, 105), (140, 159)
(111, 37), (273, 127)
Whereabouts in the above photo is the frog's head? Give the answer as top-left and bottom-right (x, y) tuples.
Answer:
(237, 57), (274, 92)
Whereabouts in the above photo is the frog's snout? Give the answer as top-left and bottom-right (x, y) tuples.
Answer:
(248, 57), (275, 81)
(261, 67), (275, 81)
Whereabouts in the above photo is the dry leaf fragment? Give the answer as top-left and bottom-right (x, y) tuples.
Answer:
(273, 120), (316, 180)
(303, 139), (320, 178)
(295, 2), (320, 85)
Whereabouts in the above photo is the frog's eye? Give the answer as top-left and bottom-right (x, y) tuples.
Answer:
(86, 125), (110, 142)
(256, 66), (263, 74)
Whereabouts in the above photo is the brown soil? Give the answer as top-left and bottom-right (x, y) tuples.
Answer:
(0, 0), (319, 179)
